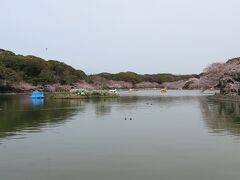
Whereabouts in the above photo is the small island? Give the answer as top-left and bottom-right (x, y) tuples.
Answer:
(49, 89), (118, 99)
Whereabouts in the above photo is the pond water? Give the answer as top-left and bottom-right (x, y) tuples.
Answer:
(0, 90), (240, 180)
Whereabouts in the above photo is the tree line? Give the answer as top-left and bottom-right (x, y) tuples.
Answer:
(0, 49), (87, 87)
(93, 72), (199, 84)
(0, 49), (199, 89)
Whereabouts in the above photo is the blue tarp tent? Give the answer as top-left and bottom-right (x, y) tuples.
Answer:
(30, 91), (44, 99)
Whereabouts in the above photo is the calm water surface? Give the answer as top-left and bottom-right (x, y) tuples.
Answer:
(0, 90), (240, 180)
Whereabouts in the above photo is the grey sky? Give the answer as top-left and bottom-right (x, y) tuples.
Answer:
(1, 0), (240, 74)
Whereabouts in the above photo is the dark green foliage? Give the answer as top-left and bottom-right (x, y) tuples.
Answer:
(0, 49), (15, 55)
(0, 49), (87, 85)
(142, 73), (177, 83)
(97, 72), (199, 84)
(0, 49), (199, 89)
(100, 72), (143, 84)
(149, 73), (199, 83)
(0, 65), (20, 84)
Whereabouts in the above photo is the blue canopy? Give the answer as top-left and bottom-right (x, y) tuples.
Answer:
(30, 91), (44, 99)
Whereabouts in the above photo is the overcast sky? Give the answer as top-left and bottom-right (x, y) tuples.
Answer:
(1, 0), (240, 74)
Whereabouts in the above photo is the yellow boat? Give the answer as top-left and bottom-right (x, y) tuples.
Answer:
(160, 87), (168, 93)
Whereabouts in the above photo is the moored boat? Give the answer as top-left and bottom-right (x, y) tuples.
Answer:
(160, 87), (168, 93)
(30, 91), (44, 99)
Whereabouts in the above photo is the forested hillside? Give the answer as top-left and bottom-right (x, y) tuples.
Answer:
(0, 49), (200, 92)
(0, 49), (87, 87)
(95, 72), (199, 84)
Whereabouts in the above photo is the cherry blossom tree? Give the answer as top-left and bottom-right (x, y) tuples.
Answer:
(200, 61), (240, 94)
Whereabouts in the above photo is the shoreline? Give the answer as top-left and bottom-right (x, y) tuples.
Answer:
(0, 77), (200, 94)
(0, 88), (203, 94)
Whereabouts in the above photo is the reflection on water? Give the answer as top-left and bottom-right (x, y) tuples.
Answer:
(200, 98), (240, 136)
(1, 91), (240, 180)
(0, 94), (83, 139)
(30, 98), (44, 107)
(0, 93), (203, 140)
(1, 92), (240, 139)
